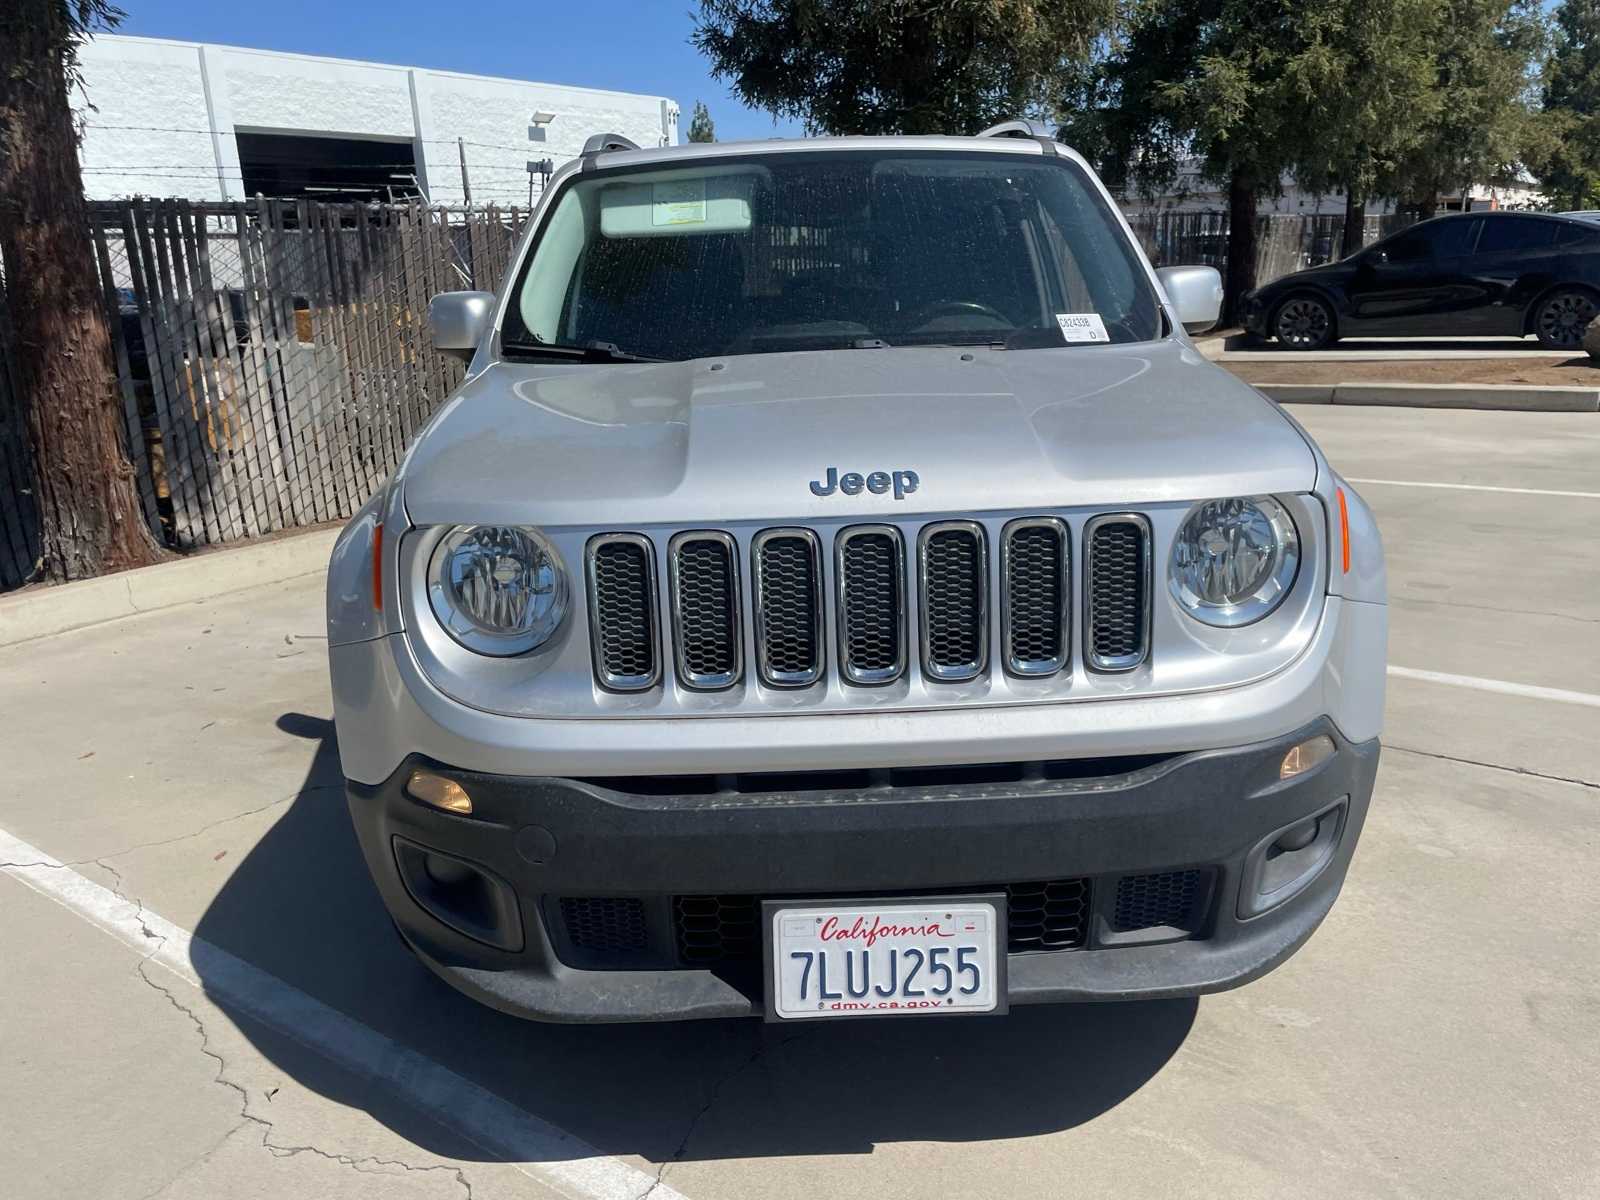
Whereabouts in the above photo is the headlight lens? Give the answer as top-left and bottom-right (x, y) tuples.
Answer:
(428, 525), (568, 655)
(1168, 496), (1300, 627)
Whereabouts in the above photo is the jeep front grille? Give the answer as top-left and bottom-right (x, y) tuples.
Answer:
(586, 534), (659, 691)
(668, 531), (742, 689)
(1001, 517), (1069, 676)
(752, 528), (824, 687)
(584, 512), (1156, 692)
(1084, 514), (1152, 672)
(836, 525), (907, 685)
(919, 521), (987, 681)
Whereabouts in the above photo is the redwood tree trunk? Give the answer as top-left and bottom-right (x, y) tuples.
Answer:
(1342, 188), (1366, 257)
(0, 0), (163, 582)
(1224, 167), (1258, 326)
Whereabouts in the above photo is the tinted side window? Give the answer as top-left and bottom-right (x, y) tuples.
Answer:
(1476, 218), (1558, 254)
(1428, 218), (1480, 257)
(1556, 221), (1600, 247)
(1381, 227), (1432, 263)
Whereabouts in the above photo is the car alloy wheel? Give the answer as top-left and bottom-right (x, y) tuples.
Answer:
(1535, 289), (1599, 350)
(1274, 296), (1333, 350)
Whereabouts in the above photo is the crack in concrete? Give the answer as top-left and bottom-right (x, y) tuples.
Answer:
(0, 784), (339, 876)
(91, 858), (475, 1200)
(638, 1026), (815, 1200)
(1387, 743), (1598, 790)
(1394, 594), (1600, 626)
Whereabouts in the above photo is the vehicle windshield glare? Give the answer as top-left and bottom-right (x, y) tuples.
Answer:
(501, 151), (1163, 362)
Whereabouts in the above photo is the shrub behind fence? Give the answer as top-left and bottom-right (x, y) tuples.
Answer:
(0, 198), (530, 588)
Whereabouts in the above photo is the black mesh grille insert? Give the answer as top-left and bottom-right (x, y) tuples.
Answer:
(589, 538), (656, 688)
(839, 529), (903, 682)
(755, 533), (821, 684)
(922, 526), (985, 678)
(560, 897), (647, 953)
(1006, 878), (1091, 952)
(675, 895), (759, 964)
(672, 535), (739, 687)
(1004, 521), (1067, 673)
(1087, 519), (1149, 669)
(1114, 870), (1203, 932)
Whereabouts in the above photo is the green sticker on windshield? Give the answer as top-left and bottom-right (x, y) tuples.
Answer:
(652, 179), (707, 226)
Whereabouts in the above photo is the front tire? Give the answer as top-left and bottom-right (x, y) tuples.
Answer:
(1272, 294), (1336, 351)
(1533, 288), (1599, 350)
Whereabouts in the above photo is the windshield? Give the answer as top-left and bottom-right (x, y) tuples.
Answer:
(501, 150), (1163, 361)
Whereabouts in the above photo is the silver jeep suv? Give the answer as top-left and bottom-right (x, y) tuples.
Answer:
(326, 128), (1387, 1023)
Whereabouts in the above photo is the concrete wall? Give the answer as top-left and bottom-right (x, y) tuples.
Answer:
(74, 35), (679, 205)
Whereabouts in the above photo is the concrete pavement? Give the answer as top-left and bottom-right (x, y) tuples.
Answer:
(2, 405), (1597, 1199)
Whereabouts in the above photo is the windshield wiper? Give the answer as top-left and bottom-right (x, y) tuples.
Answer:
(501, 338), (667, 363)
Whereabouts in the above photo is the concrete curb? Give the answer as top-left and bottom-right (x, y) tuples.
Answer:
(0, 526), (340, 648)
(1255, 381), (1600, 412)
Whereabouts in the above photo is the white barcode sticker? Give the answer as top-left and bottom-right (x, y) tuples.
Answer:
(1055, 313), (1110, 343)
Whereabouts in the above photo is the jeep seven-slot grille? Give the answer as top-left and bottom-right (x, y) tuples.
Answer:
(586, 535), (658, 691)
(585, 516), (1154, 691)
(919, 523), (987, 680)
(837, 526), (906, 684)
(1085, 515), (1151, 672)
(1002, 518), (1069, 675)
(753, 529), (824, 686)
(669, 532), (741, 689)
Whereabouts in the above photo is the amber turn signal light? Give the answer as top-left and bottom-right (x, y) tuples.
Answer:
(1280, 735), (1335, 780)
(405, 769), (472, 814)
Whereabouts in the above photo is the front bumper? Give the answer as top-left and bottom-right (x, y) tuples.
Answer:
(347, 719), (1378, 1022)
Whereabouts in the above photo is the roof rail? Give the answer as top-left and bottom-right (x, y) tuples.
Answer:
(581, 132), (640, 155)
(976, 119), (1060, 155)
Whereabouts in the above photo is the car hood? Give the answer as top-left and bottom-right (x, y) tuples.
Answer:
(400, 340), (1317, 527)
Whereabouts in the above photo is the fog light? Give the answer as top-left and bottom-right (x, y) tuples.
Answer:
(1280, 735), (1335, 780)
(406, 769), (472, 814)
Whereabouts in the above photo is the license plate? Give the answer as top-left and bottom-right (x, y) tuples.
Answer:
(763, 896), (1006, 1021)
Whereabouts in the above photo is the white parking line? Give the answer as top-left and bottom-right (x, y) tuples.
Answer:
(0, 828), (689, 1200)
(1347, 478), (1600, 500)
(1388, 666), (1600, 709)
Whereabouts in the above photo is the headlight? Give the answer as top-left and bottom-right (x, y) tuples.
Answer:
(1168, 496), (1300, 627)
(427, 525), (569, 655)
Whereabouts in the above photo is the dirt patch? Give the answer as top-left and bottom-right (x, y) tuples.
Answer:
(1223, 356), (1600, 387)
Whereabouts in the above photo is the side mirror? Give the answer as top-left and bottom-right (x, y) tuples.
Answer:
(1367, 249), (1389, 266)
(1155, 265), (1223, 335)
(427, 291), (496, 363)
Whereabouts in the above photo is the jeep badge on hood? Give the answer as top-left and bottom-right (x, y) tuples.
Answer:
(810, 467), (920, 500)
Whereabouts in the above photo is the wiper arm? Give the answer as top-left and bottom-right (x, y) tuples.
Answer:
(500, 338), (666, 363)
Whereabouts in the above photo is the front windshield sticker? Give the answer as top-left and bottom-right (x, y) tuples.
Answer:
(652, 179), (707, 226)
(1055, 313), (1110, 343)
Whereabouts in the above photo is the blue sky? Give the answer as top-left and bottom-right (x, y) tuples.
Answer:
(114, 0), (803, 143)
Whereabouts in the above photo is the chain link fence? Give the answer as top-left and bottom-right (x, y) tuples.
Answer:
(0, 198), (531, 589)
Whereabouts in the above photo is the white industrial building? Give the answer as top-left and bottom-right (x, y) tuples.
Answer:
(73, 35), (680, 206)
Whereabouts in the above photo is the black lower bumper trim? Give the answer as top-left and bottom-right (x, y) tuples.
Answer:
(346, 719), (1379, 1022)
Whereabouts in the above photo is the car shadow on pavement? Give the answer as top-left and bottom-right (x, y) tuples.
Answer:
(190, 712), (1198, 1165)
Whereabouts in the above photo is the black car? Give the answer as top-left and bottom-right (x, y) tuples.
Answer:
(1242, 211), (1600, 350)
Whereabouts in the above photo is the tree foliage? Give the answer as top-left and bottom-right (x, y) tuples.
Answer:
(0, 0), (163, 582)
(1387, 0), (1546, 216)
(687, 100), (717, 142)
(1537, 0), (1600, 209)
(693, 0), (1116, 135)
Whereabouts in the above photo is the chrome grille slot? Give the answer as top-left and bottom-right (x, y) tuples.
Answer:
(835, 525), (906, 685)
(586, 534), (659, 691)
(919, 521), (987, 681)
(1001, 517), (1069, 676)
(1084, 514), (1152, 672)
(668, 531), (742, 690)
(752, 528), (824, 687)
